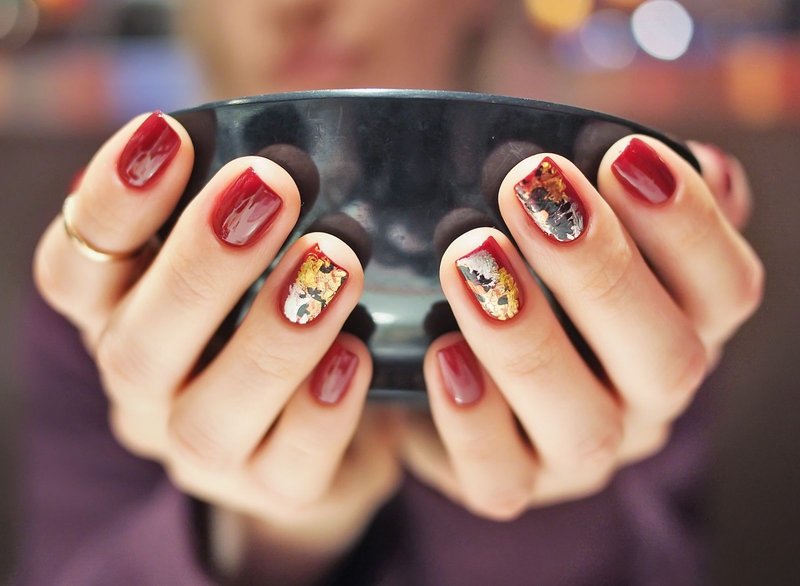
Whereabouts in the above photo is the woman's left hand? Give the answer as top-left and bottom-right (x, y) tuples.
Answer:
(398, 137), (763, 520)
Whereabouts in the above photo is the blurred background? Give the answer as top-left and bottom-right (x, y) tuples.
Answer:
(0, 0), (798, 584)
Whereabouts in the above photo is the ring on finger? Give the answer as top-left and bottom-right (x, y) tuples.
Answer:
(62, 195), (160, 263)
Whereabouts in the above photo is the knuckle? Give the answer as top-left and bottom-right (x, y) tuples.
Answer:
(163, 249), (220, 308)
(168, 414), (235, 471)
(676, 197), (719, 251)
(565, 423), (622, 473)
(240, 333), (297, 383)
(108, 408), (162, 459)
(734, 253), (765, 321)
(660, 336), (707, 416)
(576, 234), (636, 304)
(95, 329), (151, 397)
(500, 321), (560, 378)
(465, 486), (530, 522)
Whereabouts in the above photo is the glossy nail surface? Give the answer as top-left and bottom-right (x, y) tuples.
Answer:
(514, 157), (586, 242)
(611, 138), (677, 205)
(311, 344), (359, 405)
(456, 236), (521, 321)
(283, 245), (348, 325)
(117, 112), (181, 189)
(211, 167), (283, 247)
(437, 341), (484, 406)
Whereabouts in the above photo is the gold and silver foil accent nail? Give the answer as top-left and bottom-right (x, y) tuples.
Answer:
(456, 237), (521, 321)
(283, 245), (348, 325)
(514, 157), (586, 242)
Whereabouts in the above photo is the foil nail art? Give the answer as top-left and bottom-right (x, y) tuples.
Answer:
(283, 245), (348, 325)
(456, 236), (521, 321)
(514, 157), (586, 242)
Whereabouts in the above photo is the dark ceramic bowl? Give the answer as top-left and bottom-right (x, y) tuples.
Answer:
(167, 89), (698, 402)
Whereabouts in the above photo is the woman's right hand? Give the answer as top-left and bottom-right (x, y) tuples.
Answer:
(33, 112), (401, 583)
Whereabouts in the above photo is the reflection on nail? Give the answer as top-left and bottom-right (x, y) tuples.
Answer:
(514, 157), (586, 242)
(283, 245), (348, 325)
(456, 236), (521, 321)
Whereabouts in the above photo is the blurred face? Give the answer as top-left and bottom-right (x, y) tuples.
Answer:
(184, 0), (493, 98)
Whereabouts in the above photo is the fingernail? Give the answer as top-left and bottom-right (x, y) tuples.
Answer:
(611, 138), (677, 205)
(117, 112), (181, 189)
(311, 344), (359, 405)
(283, 245), (348, 325)
(514, 157), (586, 242)
(437, 341), (484, 406)
(704, 143), (733, 198)
(456, 236), (521, 321)
(211, 167), (283, 247)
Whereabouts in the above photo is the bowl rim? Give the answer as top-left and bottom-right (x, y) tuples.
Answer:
(172, 88), (652, 132)
(170, 88), (697, 169)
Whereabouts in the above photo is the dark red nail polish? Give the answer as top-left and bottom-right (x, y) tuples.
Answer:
(611, 138), (677, 205)
(436, 341), (484, 406)
(117, 112), (181, 189)
(211, 167), (283, 247)
(311, 344), (359, 405)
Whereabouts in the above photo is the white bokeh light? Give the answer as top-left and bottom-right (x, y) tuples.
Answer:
(631, 0), (694, 61)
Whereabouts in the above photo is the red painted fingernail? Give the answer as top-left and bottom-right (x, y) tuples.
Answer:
(514, 157), (587, 242)
(117, 112), (181, 189)
(211, 167), (283, 247)
(436, 341), (484, 406)
(311, 344), (359, 405)
(611, 138), (677, 205)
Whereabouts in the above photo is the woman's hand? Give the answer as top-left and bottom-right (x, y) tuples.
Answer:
(33, 113), (401, 583)
(400, 137), (762, 520)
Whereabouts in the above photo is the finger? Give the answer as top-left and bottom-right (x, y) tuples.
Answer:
(598, 135), (764, 348)
(687, 141), (753, 229)
(424, 332), (536, 521)
(440, 228), (623, 474)
(248, 334), (372, 506)
(33, 112), (193, 336)
(95, 157), (301, 405)
(498, 155), (707, 423)
(167, 232), (363, 469)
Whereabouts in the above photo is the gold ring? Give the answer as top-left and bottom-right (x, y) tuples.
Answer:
(61, 195), (155, 263)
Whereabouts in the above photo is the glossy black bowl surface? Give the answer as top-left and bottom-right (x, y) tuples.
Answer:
(168, 89), (698, 402)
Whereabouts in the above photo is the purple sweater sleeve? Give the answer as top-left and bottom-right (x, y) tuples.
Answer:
(15, 288), (713, 585)
(15, 292), (214, 586)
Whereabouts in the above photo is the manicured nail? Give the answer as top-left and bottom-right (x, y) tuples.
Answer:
(705, 143), (733, 198)
(437, 341), (484, 406)
(283, 245), (348, 325)
(311, 344), (359, 405)
(456, 236), (521, 321)
(211, 167), (283, 247)
(117, 112), (181, 189)
(514, 157), (586, 242)
(611, 138), (677, 205)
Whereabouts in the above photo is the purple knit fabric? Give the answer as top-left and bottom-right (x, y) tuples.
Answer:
(14, 291), (711, 585)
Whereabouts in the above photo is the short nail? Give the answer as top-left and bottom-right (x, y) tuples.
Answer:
(117, 112), (181, 189)
(211, 167), (283, 247)
(611, 138), (677, 205)
(283, 245), (348, 325)
(704, 143), (733, 198)
(456, 236), (521, 321)
(514, 157), (586, 242)
(311, 344), (359, 405)
(437, 341), (484, 406)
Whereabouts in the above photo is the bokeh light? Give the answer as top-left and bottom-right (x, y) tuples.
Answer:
(579, 9), (638, 69)
(525, 0), (595, 33)
(631, 0), (694, 61)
